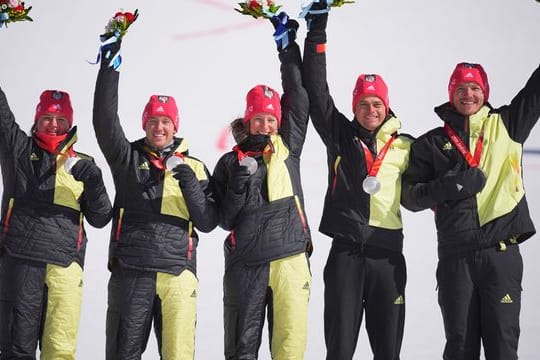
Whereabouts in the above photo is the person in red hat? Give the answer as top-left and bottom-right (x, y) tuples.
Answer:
(402, 59), (540, 359)
(301, 2), (413, 359)
(0, 88), (112, 359)
(92, 31), (218, 359)
(212, 12), (312, 360)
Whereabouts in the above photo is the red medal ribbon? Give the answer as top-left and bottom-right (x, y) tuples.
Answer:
(359, 133), (397, 177)
(232, 145), (273, 162)
(444, 124), (484, 168)
(145, 151), (184, 170)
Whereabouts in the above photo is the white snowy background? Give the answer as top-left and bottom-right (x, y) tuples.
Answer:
(1, 0), (540, 358)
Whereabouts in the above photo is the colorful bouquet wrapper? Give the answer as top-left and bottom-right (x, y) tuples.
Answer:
(101, 9), (139, 41)
(272, 13), (293, 50)
(90, 9), (139, 71)
(0, 0), (32, 28)
(235, 1), (282, 19)
(299, 0), (354, 18)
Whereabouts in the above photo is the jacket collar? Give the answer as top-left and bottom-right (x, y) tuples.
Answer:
(135, 137), (188, 158)
(435, 102), (492, 132)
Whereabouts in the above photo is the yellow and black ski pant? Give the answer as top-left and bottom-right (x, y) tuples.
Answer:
(223, 252), (311, 360)
(323, 239), (406, 360)
(0, 253), (83, 360)
(105, 266), (198, 360)
(437, 244), (522, 360)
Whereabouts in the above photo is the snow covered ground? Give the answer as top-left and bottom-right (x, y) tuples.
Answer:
(2, 0), (539, 358)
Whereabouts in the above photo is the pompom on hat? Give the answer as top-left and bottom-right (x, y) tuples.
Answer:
(352, 74), (389, 114)
(34, 90), (74, 128)
(142, 95), (179, 131)
(448, 62), (490, 104)
(243, 85), (282, 126)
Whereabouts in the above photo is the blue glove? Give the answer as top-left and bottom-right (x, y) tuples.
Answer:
(99, 36), (122, 70)
(270, 12), (299, 51)
(300, 0), (331, 31)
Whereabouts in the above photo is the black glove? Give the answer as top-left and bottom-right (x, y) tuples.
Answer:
(307, 0), (330, 12)
(71, 159), (102, 184)
(228, 165), (251, 194)
(270, 12), (299, 51)
(430, 166), (486, 202)
(304, 1), (329, 31)
(100, 38), (122, 70)
(172, 163), (197, 185)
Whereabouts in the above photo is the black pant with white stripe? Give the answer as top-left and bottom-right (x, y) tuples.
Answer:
(324, 238), (406, 360)
(437, 245), (523, 360)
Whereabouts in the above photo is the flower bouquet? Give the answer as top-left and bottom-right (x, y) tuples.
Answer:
(101, 9), (139, 41)
(0, 0), (32, 28)
(331, 0), (355, 6)
(299, 0), (354, 19)
(235, 1), (282, 19)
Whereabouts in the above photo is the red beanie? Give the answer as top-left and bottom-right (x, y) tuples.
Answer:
(244, 85), (282, 126)
(448, 62), (490, 104)
(352, 74), (389, 114)
(34, 90), (74, 128)
(142, 95), (179, 131)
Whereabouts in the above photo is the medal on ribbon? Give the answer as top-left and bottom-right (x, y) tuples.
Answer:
(443, 123), (485, 169)
(359, 133), (397, 195)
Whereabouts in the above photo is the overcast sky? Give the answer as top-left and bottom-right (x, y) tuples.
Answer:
(2, 1), (540, 358)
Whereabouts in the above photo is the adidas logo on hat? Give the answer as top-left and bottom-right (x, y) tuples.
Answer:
(367, 85), (376, 91)
(465, 72), (475, 78)
(156, 106), (165, 113)
(266, 104), (274, 110)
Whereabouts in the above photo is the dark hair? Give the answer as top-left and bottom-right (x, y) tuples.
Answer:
(230, 117), (248, 144)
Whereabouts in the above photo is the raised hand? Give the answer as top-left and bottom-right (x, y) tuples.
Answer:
(270, 12), (299, 51)
(300, 1), (330, 31)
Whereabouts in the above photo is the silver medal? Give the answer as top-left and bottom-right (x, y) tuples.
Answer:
(64, 156), (80, 175)
(362, 176), (381, 195)
(239, 156), (258, 175)
(166, 155), (184, 174)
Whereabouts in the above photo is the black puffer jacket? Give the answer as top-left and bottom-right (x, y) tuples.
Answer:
(0, 87), (112, 267)
(93, 67), (218, 276)
(402, 64), (540, 258)
(212, 42), (311, 269)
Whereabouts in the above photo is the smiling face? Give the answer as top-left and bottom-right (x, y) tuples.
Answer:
(144, 115), (176, 149)
(248, 113), (279, 136)
(354, 95), (387, 131)
(452, 82), (485, 116)
(36, 113), (70, 135)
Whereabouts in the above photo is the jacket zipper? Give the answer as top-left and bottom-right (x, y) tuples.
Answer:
(3, 198), (14, 235)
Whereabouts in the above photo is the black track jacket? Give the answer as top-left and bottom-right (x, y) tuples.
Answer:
(93, 68), (218, 275)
